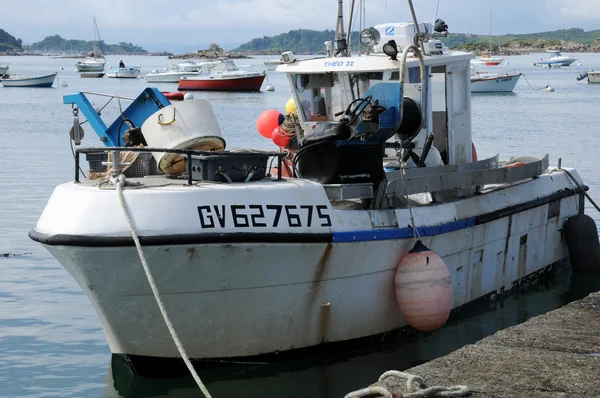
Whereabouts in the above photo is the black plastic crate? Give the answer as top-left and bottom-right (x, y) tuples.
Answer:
(190, 153), (269, 183)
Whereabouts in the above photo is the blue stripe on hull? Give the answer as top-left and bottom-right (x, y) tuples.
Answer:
(332, 218), (477, 242)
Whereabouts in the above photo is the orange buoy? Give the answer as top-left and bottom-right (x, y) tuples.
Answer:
(472, 142), (478, 162)
(394, 241), (452, 332)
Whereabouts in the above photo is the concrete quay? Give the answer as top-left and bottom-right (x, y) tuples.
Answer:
(348, 291), (600, 397)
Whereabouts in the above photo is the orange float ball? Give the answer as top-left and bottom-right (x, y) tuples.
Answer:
(394, 241), (452, 332)
(256, 109), (283, 138)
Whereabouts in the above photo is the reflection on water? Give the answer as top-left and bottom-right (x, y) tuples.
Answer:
(102, 270), (600, 398)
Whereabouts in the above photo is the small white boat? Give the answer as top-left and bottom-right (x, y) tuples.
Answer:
(145, 69), (199, 83)
(471, 55), (505, 66)
(106, 67), (141, 79)
(471, 67), (521, 93)
(534, 51), (578, 67)
(0, 64), (9, 75)
(76, 58), (106, 72)
(577, 69), (600, 84)
(1, 72), (57, 88)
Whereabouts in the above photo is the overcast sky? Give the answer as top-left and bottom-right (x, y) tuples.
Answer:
(1, 0), (599, 52)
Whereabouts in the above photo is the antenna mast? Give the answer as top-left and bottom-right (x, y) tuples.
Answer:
(334, 0), (348, 56)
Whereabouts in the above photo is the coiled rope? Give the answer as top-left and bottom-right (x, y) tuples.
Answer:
(344, 370), (469, 398)
(115, 176), (212, 398)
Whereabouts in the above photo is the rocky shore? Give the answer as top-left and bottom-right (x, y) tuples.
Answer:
(461, 38), (600, 55)
(168, 50), (251, 60)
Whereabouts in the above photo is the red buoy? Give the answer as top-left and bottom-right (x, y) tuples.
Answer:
(394, 241), (452, 332)
(271, 126), (291, 147)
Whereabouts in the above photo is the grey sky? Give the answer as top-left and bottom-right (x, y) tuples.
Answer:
(1, 0), (598, 52)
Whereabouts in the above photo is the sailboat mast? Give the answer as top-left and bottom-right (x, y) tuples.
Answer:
(93, 17), (97, 56)
(489, 10), (492, 57)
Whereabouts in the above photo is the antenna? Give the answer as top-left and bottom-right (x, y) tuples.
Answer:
(433, 0), (441, 24)
(346, 0), (356, 52)
(334, 0), (348, 56)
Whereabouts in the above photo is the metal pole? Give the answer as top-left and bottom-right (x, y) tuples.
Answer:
(186, 153), (193, 186)
(75, 152), (80, 183)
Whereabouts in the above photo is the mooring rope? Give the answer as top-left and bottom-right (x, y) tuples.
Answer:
(557, 166), (600, 213)
(400, 157), (422, 242)
(115, 177), (212, 398)
(521, 73), (549, 91)
(344, 370), (469, 398)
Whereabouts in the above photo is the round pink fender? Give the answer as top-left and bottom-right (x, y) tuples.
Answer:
(394, 241), (452, 332)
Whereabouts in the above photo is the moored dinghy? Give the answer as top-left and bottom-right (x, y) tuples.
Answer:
(30, 0), (591, 377)
(1, 72), (57, 87)
(107, 67), (141, 79)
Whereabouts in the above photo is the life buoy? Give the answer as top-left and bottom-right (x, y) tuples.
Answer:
(472, 142), (478, 162)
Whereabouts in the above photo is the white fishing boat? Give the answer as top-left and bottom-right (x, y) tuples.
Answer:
(106, 67), (141, 79)
(30, 0), (592, 377)
(0, 63), (9, 75)
(1, 72), (57, 87)
(534, 50), (578, 67)
(75, 18), (105, 72)
(577, 69), (600, 84)
(145, 68), (199, 83)
(471, 66), (521, 93)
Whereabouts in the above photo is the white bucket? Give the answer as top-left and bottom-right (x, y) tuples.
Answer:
(142, 99), (226, 174)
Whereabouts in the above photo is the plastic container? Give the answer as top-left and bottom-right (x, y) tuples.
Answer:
(141, 99), (226, 175)
(190, 153), (269, 183)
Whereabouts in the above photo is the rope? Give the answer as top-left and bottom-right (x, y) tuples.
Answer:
(400, 155), (421, 242)
(345, 370), (469, 398)
(557, 167), (600, 213)
(521, 73), (548, 91)
(115, 178), (212, 398)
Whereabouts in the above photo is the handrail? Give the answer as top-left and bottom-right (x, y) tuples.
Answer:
(385, 154), (550, 197)
(75, 146), (288, 185)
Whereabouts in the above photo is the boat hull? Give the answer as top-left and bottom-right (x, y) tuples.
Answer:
(178, 74), (265, 91)
(471, 73), (521, 93)
(535, 58), (577, 67)
(1, 73), (57, 87)
(76, 62), (105, 72)
(80, 72), (105, 78)
(588, 71), (600, 84)
(30, 169), (582, 370)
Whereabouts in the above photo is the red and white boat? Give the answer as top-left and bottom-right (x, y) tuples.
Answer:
(178, 59), (265, 91)
(471, 55), (505, 66)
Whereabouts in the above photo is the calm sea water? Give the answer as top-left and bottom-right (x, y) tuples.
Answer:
(1, 53), (600, 398)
